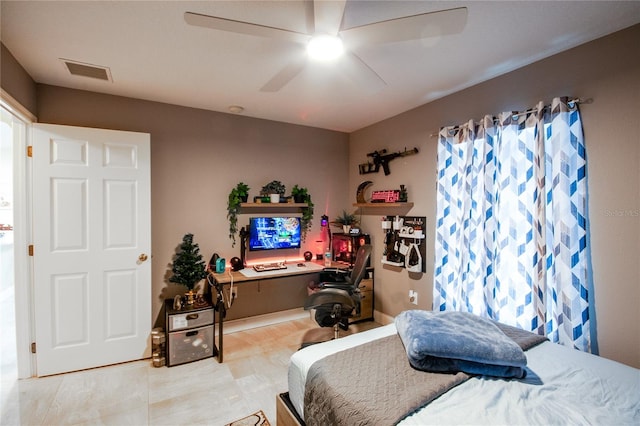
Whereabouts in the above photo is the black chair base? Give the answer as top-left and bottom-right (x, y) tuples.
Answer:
(299, 324), (343, 349)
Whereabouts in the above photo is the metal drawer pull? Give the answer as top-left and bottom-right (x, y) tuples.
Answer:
(186, 314), (199, 320)
(186, 330), (199, 337)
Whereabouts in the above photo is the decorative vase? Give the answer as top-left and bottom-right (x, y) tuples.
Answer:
(270, 194), (280, 203)
(343, 225), (351, 233)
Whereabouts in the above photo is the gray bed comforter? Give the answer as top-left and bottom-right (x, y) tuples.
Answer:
(303, 322), (546, 426)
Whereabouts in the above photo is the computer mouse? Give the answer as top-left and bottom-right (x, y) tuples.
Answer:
(297, 263), (305, 267)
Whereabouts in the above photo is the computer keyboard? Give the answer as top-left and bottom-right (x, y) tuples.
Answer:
(253, 262), (287, 272)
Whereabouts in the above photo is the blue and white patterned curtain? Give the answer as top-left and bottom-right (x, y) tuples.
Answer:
(433, 97), (593, 352)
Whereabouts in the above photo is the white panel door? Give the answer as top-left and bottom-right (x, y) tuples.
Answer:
(32, 123), (151, 376)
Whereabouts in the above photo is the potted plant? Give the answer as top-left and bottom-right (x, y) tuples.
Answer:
(169, 233), (208, 305)
(291, 184), (307, 203)
(332, 210), (358, 234)
(227, 182), (250, 247)
(261, 180), (286, 203)
(291, 185), (314, 241)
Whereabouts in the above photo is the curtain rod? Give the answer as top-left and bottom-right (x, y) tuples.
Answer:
(429, 97), (592, 138)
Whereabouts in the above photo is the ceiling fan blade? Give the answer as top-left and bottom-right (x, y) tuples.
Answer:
(313, 0), (347, 35)
(260, 56), (307, 92)
(340, 7), (468, 48)
(340, 52), (387, 94)
(184, 11), (310, 45)
(303, 0), (315, 35)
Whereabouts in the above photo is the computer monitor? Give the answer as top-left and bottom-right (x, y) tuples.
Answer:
(248, 216), (301, 251)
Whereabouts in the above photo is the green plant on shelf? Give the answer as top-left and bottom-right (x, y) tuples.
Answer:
(331, 210), (358, 227)
(291, 185), (314, 241)
(260, 180), (286, 196)
(227, 182), (250, 247)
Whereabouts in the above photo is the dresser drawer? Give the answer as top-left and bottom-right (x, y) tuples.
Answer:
(167, 324), (214, 366)
(352, 290), (373, 321)
(358, 278), (373, 292)
(168, 308), (213, 331)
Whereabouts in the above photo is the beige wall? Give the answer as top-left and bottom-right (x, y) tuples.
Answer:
(1, 43), (37, 113)
(350, 24), (640, 368)
(35, 85), (350, 327)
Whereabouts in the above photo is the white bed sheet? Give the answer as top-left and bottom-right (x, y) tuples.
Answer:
(289, 323), (640, 425)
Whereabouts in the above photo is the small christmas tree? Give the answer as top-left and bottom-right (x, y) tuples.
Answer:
(169, 233), (207, 292)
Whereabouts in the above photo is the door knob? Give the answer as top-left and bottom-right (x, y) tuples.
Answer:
(138, 253), (148, 262)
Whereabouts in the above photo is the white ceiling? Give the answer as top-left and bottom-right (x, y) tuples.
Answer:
(2, 1), (639, 132)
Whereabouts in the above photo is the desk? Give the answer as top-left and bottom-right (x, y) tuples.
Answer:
(208, 261), (327, 362)
(212, 262), (325, 284)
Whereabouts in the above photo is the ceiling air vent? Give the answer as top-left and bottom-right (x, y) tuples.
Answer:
(61, 59), (112, 82)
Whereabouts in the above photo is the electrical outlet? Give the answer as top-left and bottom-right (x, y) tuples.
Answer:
(409, 290), (418, 305)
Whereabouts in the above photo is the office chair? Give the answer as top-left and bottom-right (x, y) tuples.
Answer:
(304, 244), (372, 341)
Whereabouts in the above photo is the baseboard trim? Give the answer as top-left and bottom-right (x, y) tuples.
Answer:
(374, 310), (395, 325)
(224, 308), (390, 334)
(224, 308), (309, 334)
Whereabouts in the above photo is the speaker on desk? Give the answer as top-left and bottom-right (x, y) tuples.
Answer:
(230, 257), (243, 271)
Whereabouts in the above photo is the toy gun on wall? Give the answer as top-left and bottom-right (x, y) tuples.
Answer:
(358, 147), (419, 176)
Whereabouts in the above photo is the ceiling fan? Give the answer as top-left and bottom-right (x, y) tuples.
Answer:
(184, 1), (467, 93)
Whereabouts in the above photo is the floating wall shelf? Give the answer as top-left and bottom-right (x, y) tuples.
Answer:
(240, 203), (308, 208)
(353, 202), (414, 208)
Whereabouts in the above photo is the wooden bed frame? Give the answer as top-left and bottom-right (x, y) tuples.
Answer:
(276, 392), (304, 426)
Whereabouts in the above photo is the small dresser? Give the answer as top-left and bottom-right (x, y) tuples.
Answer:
(165, 298), (216, 366)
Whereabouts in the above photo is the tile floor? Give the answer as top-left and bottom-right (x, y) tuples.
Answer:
(0, 316), (380, 425)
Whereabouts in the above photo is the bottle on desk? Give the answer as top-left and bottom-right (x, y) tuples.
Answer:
(324, 249), (332, 267)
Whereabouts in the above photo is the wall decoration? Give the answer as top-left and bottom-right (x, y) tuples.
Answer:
(356, 183), (410, 204)
(358, 147), (419, 176)
(371, 190), (400, 203)
(356, 180), (373, 203)
(381, 215), (426, 273)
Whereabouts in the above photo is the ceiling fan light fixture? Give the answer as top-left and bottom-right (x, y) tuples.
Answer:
(307, 34), (344, 61)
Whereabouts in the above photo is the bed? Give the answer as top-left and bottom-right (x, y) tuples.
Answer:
(277, 311), (639, 425)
